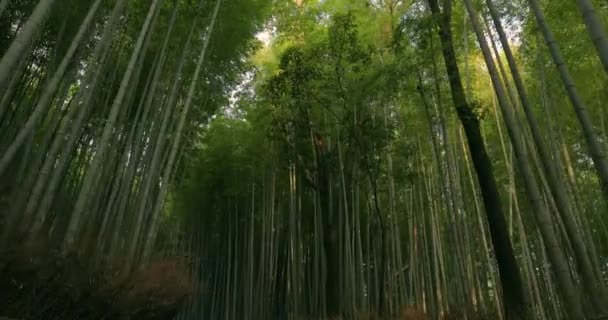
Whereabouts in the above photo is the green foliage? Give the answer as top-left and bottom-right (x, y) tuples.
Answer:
(262, 12), (399, 177)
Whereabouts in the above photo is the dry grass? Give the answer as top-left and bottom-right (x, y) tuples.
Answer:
(0, 240), (195, 320)
(400, 306), (427, 319)
(115, 257), (196, 318)
(304, 306), (495, 320)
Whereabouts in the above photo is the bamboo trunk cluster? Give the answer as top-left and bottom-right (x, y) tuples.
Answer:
(0, 1), (606, 319)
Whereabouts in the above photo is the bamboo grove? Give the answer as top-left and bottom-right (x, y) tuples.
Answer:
(1, 0), (608, 319)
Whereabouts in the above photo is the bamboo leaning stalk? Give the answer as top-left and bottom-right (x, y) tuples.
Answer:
(91, 45), (159, 255)
(108, 95), (155, 257)
(425, 1), (527, 318)
(0, 0), (102, 176)
(92, 138), (132, 256)
(107, 114), (151, 259)
(573, 0), (608, 75)
(0, 42), (33, 124)
(417, 72), (467, 314)
(527, 0), (608, 202)
(1, 0), (116, 246)
(431, 29), (476, 314)
(461, 126), (503, 318)
(122, 4), (180, 271)
(461, 1), (583, 318)
(31, 18), (127, 219)
(9, 82), (72, 229)
(0, 70), (35, 143)
(28, 47), (117, 238)
(0, 0), (9, 17)
(483, 0), (608, 312)
(139, 0), (223, 264)
(12, 0), (109, 227)
(0, 0), (56, 90)
(140, 21), (198, 263)
(63, 0), (164, 252)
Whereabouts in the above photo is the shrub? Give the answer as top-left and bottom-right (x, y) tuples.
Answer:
(400, 306), (427, 319)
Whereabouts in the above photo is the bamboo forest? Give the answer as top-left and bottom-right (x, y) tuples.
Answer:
(2, 0), (608, 319)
